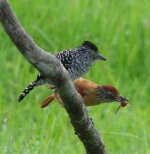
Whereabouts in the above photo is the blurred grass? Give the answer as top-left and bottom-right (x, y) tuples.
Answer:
(0, 0), (150, 153)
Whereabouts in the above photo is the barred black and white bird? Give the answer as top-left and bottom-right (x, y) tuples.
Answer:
(18, 41), (106, 102)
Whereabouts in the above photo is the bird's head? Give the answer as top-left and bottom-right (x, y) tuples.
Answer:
(81, 41), (106, 61)
(96, 85), (128, 107)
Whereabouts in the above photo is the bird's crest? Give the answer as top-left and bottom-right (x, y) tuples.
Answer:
(82, 41), (98, 51)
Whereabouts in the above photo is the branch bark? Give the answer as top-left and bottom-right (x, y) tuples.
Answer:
(0, 1), (107, 153)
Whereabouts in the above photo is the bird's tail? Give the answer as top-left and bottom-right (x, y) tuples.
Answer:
(18, 74), (43, 102)
(18, 81), (38, 102)
(41, 94), (55, 108)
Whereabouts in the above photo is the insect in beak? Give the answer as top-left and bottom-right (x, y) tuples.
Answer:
(116, 96), (129, 114)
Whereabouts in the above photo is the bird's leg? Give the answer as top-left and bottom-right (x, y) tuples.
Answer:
(48, 85), (55, 89)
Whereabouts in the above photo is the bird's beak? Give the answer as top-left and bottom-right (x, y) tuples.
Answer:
(116, 96), (128, 107)
(97, 53), (106, 61)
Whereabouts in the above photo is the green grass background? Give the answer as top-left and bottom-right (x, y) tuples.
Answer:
(0, 0), (150, 154)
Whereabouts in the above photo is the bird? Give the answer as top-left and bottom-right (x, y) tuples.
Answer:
(40, 78), (128, 113)
(18, 41), (106, 102)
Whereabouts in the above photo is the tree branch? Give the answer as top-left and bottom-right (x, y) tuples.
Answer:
(0, 0), (107, 153)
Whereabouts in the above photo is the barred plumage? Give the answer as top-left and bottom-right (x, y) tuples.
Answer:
(18, 40), (106, 102)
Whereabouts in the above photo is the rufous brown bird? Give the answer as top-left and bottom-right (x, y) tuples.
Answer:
(41, 78), (128, 112)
